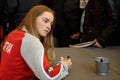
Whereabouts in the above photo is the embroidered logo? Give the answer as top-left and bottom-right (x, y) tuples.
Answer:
(3, 41), (13, 54)
(47, 67), (53, 73)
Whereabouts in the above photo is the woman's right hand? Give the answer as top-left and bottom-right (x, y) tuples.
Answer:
(60, 57), (72, 70)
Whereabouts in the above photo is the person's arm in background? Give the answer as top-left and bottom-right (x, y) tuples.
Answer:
(79, 0), (89, 40)
(64, 0), (81, 40)
(94, 0), (120, 48)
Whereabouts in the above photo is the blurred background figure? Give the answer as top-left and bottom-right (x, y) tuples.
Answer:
(43, 0), (82, 47)
(79, 0), (89, 33)
(80, 0), (120, 48)
(0, 0), (43, 36)
(0, 0), (6, 42)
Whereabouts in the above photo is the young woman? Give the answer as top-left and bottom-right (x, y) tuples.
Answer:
(0, 5), (72, 80)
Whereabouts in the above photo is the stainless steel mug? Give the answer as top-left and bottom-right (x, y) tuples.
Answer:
(95, 57), (111, 76)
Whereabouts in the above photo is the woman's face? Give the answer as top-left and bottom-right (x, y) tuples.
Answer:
(36, 11), (54, 37)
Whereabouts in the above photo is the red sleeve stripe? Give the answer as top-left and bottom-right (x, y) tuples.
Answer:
(41, 53), (63, 79)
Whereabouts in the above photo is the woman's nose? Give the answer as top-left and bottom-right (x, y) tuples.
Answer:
(47, 23), (51, 30)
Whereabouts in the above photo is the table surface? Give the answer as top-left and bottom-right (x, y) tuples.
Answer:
(55, 46), (120, 80)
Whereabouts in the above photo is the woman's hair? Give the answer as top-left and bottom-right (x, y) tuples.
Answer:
(16, 5), (55, 61)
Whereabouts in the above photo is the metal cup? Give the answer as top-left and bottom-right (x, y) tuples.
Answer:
(95, 57), (110, 76)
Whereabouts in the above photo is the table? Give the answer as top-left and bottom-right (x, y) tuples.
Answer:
(55, 46), (120, 80)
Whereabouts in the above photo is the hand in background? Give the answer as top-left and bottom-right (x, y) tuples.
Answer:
(93, 39), (103, 48)
(70, 32), (80, 39)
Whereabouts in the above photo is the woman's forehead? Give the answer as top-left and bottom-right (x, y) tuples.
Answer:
(40, 11), (54, 21)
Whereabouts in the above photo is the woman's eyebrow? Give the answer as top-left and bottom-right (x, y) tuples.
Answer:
(43, 17), (53, 24)
(43, 17), (49, 21)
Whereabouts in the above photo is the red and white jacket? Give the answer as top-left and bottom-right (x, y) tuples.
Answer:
(0, 29), (68, 80)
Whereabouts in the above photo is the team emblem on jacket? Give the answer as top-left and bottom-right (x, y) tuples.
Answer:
(47, 67), (54, 73)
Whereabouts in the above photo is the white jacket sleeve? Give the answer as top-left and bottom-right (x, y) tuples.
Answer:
(21, 33), (69, 80)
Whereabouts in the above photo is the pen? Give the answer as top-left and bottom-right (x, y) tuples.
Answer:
(67, 56), (71, 59)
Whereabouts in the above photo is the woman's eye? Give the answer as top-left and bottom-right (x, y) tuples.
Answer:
(42, 18), (53, 26)
(44, 20), (48, 23)
(43, 18), (49, 23)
